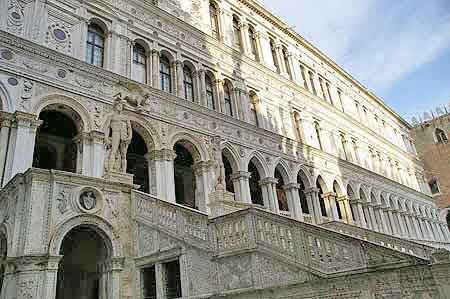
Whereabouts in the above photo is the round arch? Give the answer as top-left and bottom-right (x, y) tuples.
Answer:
(159, 49), (175, 63)
(133, 38), (151, 53)
(33, 94), (92, 133)
(316, 175), (328, 193)
(49, 215), (122, 258)
(168, 132), (208, 162)
(87, 17), (110, 33)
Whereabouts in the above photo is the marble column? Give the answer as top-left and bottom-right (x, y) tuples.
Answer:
(356, 200), (368, 228)
(215, 79), (225, 113)
(149, 149), (177, 203)
(193, 161), (214, 213)
(368, 204), (379, 232)
(284, 183), (303, 221)
(151, 49), (160, 89)
(176, 60), (184, 98)
(259, 177), (279, 214)
(376, 205), (389, 234)
(322, 192), (339, 221)
(198, 69), (207, 107)
(305, 187), (322, 224)
(0, 114), (12, 186)
(411, 214), (422, 240)
(275, 44), (288, 76)
(3, 112), (41, 185)
(231, 171), (252, 204)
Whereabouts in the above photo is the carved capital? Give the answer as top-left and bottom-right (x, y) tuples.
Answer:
(259, 177), (278, 186)
(149, 149), (176, 161)
(231, 171), (251, 180)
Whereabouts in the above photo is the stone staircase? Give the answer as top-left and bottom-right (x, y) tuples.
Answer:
(133, 191), (435, 278)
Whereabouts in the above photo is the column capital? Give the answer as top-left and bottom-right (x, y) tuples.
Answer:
(89, 130), (105, 143)
(336, 195), (348, 202)
(321, 191), (336, 198)
(0, 113), (13, 128)
(231, 171), (251, 180)
(283, 182), (301, 190)
(149, 149), (176, 161)
(259, 177), (278, 186)
(193, 161), (211, 175)
(304, 187), (319, 195)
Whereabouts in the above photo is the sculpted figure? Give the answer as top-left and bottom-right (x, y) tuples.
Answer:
(211, 136), (225, 191)
(104, 96), (132, 173)
(119, 82), (151, 110)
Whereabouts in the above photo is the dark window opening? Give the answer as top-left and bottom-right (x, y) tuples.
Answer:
(316, 180), (327, 217)
(275, 168), (288, 211)
(248, 161), (263, 206)
(297, 176), (309, 214)
(183, 66), (194, 101)
(33, 110), (78, 173)
(174, 144), (196, 209)
(142, 266), (157, 299)
(160, 56), (172, 93)
(164, 260), (182, 299)
(86, 24), (105, 67)
(127, 130), (149, 193)
(205, 75), (215, 110)
(222, 154), (234, 193)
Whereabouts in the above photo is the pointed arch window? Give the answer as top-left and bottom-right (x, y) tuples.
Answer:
(224, 83), (233, 117)
(183, 66), (194, 101)
(248, 26), (259, 61)
(314, 122), (323, 150)
(270, 39), (279, 72)
(300, 64), (308, 90)
(132, 43), (147, 83)
(435, 128), (448, 143)
(205, 75), (215, 110)
(308, 71), (317, 96)
(209, 2), (220, 40)
(282, 46), (291, 78)
(232, 16), (242, 51)
(86, 24), (105, 67)
(160, 55), (172, 93)
(429, 177), (440, 195)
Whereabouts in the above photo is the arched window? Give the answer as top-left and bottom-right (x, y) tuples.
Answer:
(325, 82), (334, 105)
(429, 177), (440, 195)
(435, 128), (448, 143)
(314, 122), (323, 150)
(300, 64), (308, 90)
(308, 71), (317, 96)
(209, 2), (220, 40)
(282, 46), (291, 78)
(183, 66), (194, 101)
(248, 160), (263, 206)
(249, 92), (259, 127)
(333, 182), (344, 220)
(293, 112), (304, 142)
(248, 25), (259, 61)
(297, 174), (309, 214)
(270, 39), (279, 72)
(205, 74), (215, 110)
(232, 16), (242, 51)
(132, 43), (147, 83)
(275, 168), (288, 212)
(86, 24), (105, 67)
(174, 143), (196, 209)
(340, 133), (348, 160)
(33, 108), (80, 173)
(160, 55), (172, 93)
(223, 82), (233, 117)
(127, 130), (149, 193)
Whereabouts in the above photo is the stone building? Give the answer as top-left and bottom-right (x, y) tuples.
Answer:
(0, 0), (450, 298)
(410, 110), (450, 230)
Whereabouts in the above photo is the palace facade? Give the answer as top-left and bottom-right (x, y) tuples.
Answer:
(0, 0), (450, 298)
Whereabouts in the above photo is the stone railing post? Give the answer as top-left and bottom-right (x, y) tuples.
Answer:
(305, 187), (322, 224)
(284, 183), (303, 221)
(322, 192), (339, 221)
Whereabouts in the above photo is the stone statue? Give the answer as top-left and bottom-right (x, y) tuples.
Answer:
(104, 96), (132, 173)
(117, 82), (151, 111)
(211, 136), (225, 191)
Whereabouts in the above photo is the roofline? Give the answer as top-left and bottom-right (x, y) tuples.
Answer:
(241, 0), (412, 129)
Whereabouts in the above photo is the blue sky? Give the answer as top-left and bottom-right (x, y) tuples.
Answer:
(259, 0), (450, 122)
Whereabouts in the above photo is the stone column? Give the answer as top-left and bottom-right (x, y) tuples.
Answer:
(254, 32), (265, 63)
(376, 205), (389, 234)
(275, 44), (288, 76)
(192, 70), (200, 104)
(0, 114), (12, 186)
(88, 131), (105, 178)
(176, 60), (184, 98)
(411, 214), (422, 239)
(284, 183), (303, 221)
(337, 196), (353, 224)
(215, 79), (225, 113)
(72, 132), (89, 176)
(439, 222), (450, 242)
(198, 69), (207, 107)
(3, 112), (41, 185)
(322, 192), (339, 221)
(286, 53), (297, 81)
(393, 210), (407, 237)
(259, 177), (279, 213)
(193, 161), (214, 213)
(151, 49), (160, 89)
(106, 257), (124, 299)
(356, 200), (368, 228)
(146, 51), (152, 86)
(170, 61), (177, 95)
(425, 219), (436, 241)
(367, 204), (379, 232)
(239, 21), (250, 55)
(305, 187), (322, 224)
(126, 38), (134, 78)
(231, 171), (251, 204)
(432, 220), (444, 242)
(149, 149), (177, 203)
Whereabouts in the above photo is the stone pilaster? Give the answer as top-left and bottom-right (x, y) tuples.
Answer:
(0, 113), (12, 186)
(231, 171), (252, 204)
(149, 149), (177, 202)
(259, 177), (278, 213)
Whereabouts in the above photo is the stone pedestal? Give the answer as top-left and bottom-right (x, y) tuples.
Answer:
(209, 190), (255, 218)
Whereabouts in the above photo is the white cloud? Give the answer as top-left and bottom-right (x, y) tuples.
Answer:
(259, 0), (450, 93)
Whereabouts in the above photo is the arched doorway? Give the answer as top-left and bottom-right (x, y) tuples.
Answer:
(0, 233), (6, 294)
(173, 142), (196, 209)
(127, 130), (149, 193)
(33, 106), (82, 173)
(56, 226), (110, 299)
(297, 172), (309, 215)
(248, 158), (263, 206)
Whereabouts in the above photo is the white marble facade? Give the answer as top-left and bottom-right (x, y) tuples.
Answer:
(0, 0), (450, 298)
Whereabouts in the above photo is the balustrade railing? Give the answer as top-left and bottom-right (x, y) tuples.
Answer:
(321, 221), (434, 260)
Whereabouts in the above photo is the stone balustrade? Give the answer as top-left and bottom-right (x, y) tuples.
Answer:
(321, 220), (435, 259)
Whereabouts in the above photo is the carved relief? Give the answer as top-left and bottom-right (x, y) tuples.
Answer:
(7, 0), (25, 36)
(56, 188), (70, 214)
(137, 224), (154, 256)
(219, 255), (253, 291)
(45, 16), (72, 54)
(18, 79), (33, 111)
